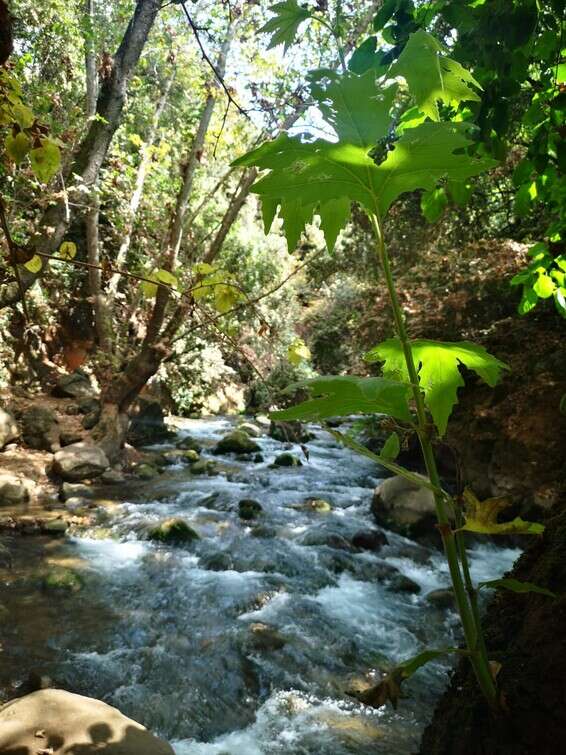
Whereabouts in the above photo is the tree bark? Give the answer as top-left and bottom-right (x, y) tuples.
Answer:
(84, 0), (98, 120)
(86, 189), (112, 352)
(0, 0), (162, 309)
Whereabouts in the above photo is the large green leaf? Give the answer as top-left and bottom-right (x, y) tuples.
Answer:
(270, 375), (412, 424)
(389, 29), (481, 121)
(458, 488), (544, 536)
(479, 578), (555, 598)
(258, 0), (311, 52)
(366, 339), (509, 436)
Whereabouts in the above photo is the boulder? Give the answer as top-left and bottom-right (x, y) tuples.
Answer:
(371, 474), (438, 544)
(426, 588), (456, 609)
(175, 434), (202, 452)
(0, 474), (31, 506)
(52, 370), (97, 400)
(300, 528), (352, 550)
(238, 421), (262, 438)
(21, 404), (60, 451)
(41, 518), (69, 536)
(82, 409), (101, 430)
(52, 442), (109, 481)
(60, 431), (84, 446)
(148, 517), (200, 545)
(253, 453), (264, 463)
(190, 459), (216, 475)
(0, 407), (18, 448)
(351, 529), (389, 552)
(133, 463), (159, 480)
(60, 482), (94, 501)
(387, 573), (421, 594)
(127, 398), (175, 447)
(272, 452), (302, 468)
(269, 420), (312, 443)
(78, 397), (101, 415)
(0, 688), (174, 754)
(238, 499), (263, 520)
(213, 430), (260, 455)
(100, 468), (125, 484)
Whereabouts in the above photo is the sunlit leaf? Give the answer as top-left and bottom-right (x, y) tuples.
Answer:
(30, 138), (61, 183)
(5, 131), (30, 163)
(458, 488), (544, 536)
(287, 337), (311, 366)
(258, 0), (311, 52)
(366, 339), (509, 436)
(12, 102), (34, 129)
(155, 268), (177, 288)
(214, 283), (241, 313)
(533, 273), (555, 299)
(59, 241), (77, 261)
(23, 254), (42, 273)
(479, 578), (555, 598)
(270, 375), (412, 423)
(380, 431), (400, 461)
(389, 30), (481, 121)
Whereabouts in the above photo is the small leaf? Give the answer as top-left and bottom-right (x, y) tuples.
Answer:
(479, 578), (555, 598)
(140, 272), (158, 298)
(349, 37), (379, 75)
(214, 283), (240, 313)
(458, 488), (544, 536)
(518, 285), (538, 315)
(421, 187), (447, 223)
(23, 254), (42, 273)
(287, 337), (311, 366)
(30, 138), (61, 183)
(12, 102), (34, 128)
(533, 273), (555, 299)
(59, 241), (77, 260)
(366, 339), (509, 436)
(380, 431), (400, 461)
(194, 262), (216, 275)
(6, 131), (31, 163)
(258, 0), (311, 52)
(350, 648), (460, 710)
(270, 375), (412, 424)
(155, 268), (177, 288)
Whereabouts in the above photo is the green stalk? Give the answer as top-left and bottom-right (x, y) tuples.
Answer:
(370, 214), (497, 707)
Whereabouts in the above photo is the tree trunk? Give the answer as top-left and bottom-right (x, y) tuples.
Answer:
(0, 0), (162, 309)
(84, 0), (98, 120)
(107, 64), (176, 302)
(144, 27), (233, 344)
(86, 189), (112, 352)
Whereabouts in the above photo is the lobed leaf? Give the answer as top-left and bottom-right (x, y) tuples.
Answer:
(270, 375), (412, 424)
(458, 488), (544, 536)
(258, 0), (311, 52)
(479, 578), (555, 598)
(366, 339), (509, 436)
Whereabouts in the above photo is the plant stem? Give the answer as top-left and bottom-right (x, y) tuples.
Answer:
(370, 214), (497, 707)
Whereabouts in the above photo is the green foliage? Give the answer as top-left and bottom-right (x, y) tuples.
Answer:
(389, 29), (481, 121)
(511, 242), (566, 318)
(270, 375), (412, 423)
(459, 488), (544, 536)
(380, 431), (400, 461)
(258, 0), (311, 52)
(287, 337), (311, 366)
(366, 339), (509, 436)
(479, 578), (555, 599)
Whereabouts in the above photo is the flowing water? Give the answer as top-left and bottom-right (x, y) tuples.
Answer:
(0, 417), (519, 754)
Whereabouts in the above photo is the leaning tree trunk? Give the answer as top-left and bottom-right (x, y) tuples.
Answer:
(0, 0), (162, 308)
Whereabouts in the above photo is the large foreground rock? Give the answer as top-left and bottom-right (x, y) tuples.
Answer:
(0, 688), (174, 754)
(52, 442), (109, 481)
(22, 404), (60, 451)
(371, 474), (437, 545)
(53, 370), (98, 400)
(127, 398), (175, 447)
(213, 430), (260, 455)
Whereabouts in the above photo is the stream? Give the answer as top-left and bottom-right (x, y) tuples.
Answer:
(0, 417), (519, 754)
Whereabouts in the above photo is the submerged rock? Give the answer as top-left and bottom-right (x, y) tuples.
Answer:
(269, 420), (312, 443)
(304, 497), (332, 512)
(238, 421), (262, 438)
(190, 459), (217, 475)
(272, 452), (302, 468)
(247, 622), (286, 651)
(351, 529), (389, 552)
(426, 588), (455, 609)
(148, 517), (200, 544)
(52, 442), (109, 481)
(176, 434), (202, 453)
(0, 688), (174, 754)
(238, 498), (263, 520)
(133, 463), (159, 480)
(387, 573), (421, 594)
(213, 430), (260, 455)
(42, 567), (82, 591)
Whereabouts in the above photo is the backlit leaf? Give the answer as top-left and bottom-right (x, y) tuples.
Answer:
(6, 131), (30, 163)
(23, 254), (42, 273)
(366, 339), (509, 436)
(421, 187), (447, 223)
(533, 273), (555, 299)
(270, 375), (412, 423)
(258, 0), (311, 52)
(12, 102), (34, 128)
(380, 431), (400, 461)
(30, 138), (61, 183)
(389, 30), (481, 121)
(155, 268), (177, 288)
(287, 337), (311, 366)
(59, 241), (77, 260)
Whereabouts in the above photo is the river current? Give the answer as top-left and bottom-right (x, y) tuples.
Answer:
(0, 417), (519, 753)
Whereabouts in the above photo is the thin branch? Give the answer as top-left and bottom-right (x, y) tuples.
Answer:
(179, 1), (249, 119)
(0, 197), (30, 322)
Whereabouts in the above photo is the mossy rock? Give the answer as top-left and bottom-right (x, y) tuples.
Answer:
(272, 453), (302, 468)
(190, 459), (216, 475)
(134, 463), (159, 480)
(41, 519), (69, 536)
(238, 499), (263, 521)
(304, 498), (332, 512)
(213, 430), (260, 455)
(148, 517), (200, 545)
(176, 435), (202, 453)
(42, 568), (83, 593)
